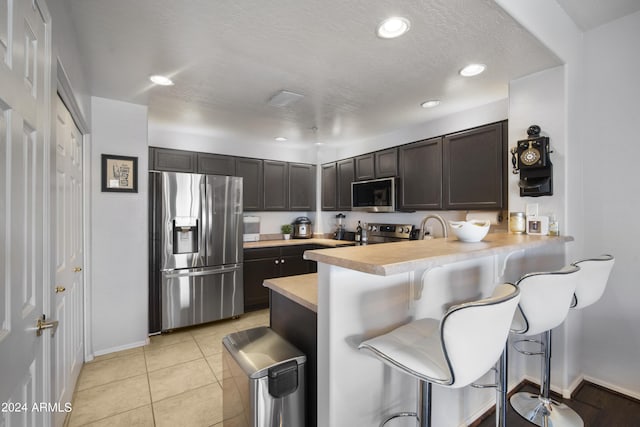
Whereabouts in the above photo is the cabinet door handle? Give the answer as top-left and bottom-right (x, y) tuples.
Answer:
(281, 259), (285, 264)
(275, 260), (279, 264)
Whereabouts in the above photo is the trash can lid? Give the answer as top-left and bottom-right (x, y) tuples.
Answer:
(223, 326), (306, 379)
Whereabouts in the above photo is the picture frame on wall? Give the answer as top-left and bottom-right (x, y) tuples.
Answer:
(101, 154), (138, 193)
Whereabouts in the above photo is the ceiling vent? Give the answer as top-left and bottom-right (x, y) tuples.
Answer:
(267, 90), (305, 107)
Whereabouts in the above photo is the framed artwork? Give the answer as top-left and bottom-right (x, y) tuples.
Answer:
(101, 154), (138, 193)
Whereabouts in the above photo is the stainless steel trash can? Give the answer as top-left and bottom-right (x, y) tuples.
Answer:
(222, 326), (306, 427)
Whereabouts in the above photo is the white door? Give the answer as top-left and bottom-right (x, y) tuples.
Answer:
(0, 0), (52, 426)
(53, 95), (84, 427)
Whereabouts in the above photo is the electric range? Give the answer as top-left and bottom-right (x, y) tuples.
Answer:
(364, 223), (414, 244)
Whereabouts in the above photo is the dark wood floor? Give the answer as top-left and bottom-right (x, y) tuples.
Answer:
(476, 381), (640, 427)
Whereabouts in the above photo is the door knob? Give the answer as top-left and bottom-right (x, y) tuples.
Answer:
(73, 267), (82, 272)
(36, 314), (59, 337)
(55, 286), (66, 293)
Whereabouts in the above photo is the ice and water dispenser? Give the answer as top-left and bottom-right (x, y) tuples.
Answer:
(172, 217), (199, 254)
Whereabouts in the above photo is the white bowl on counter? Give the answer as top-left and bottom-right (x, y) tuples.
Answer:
(448, 220), (491, 242)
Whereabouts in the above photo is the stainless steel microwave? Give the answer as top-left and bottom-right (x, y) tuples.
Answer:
(351, 177), (396, 212)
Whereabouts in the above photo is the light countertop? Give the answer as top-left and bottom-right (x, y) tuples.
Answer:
(304, 233), (573, 276)
(263, 273), (318, 313)
(243, 238), (355, 249)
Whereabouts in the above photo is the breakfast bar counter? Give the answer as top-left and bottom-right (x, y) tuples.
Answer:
(301, 233), (573, 427)
(304, 233), (573, 276)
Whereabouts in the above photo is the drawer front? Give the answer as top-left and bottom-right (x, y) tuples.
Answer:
(244, 247), (280, 261)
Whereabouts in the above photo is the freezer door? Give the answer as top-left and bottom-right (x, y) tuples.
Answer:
(162, 265), (244, 330)
(205, 175), (244, 266)
(160, 172), (206, 270)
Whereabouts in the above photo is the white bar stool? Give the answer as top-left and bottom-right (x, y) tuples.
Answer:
(358, 283), (521, 427)
(513, 254), (614, 427)
(509, 265), (581, 427)
(571, 254), (614, 310)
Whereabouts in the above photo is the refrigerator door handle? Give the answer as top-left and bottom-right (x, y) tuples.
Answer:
(206, 182), (214, 262)
(163, 264), (242, 279)
(200, 181), (208, 262)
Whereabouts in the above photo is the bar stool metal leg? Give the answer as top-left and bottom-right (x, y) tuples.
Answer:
(510, 331), (584, 427)
(496, 347), (508, 427)
(379, 380), (430, 427)
(420, 381), (431, 427)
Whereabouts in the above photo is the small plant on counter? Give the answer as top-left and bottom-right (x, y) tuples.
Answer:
(281, 224), (293, 240)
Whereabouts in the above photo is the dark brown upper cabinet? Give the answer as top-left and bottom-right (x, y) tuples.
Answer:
(354, 148), (398, 181)
(197, 153), (236, 175)
(235, 157), (263, 211)
(321, 163), (337, 210)
(150, 147), (197, 173)
(336, 158), (355, 210)
(289, 163), (316, 211)
(263, 160), (289, 211)
(355, 154), (375, 181)
(375, 148), (398, 178)
(443, 122), (505, 210)
(398, 137), (443, 211)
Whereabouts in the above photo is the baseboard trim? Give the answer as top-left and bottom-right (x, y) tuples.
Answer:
(91, 339), (148, 360)
(581, 375), (640, 402)
(565, 373), (585, 398)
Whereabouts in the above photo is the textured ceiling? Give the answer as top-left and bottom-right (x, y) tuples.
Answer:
(66, 0), (565, 146)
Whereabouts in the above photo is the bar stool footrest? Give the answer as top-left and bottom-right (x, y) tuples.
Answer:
(513, 338), (545, 356)
(380, 411), (419, 427)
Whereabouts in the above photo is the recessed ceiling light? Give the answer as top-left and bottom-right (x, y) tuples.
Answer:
(459, 64), (486, 77)
(376, 17), (410, 39)
(275, 136), (288, 142)
(421, 99), (440, 108)
(149, 75), (174, 86)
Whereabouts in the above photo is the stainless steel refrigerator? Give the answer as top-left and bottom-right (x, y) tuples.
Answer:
(149, 172), (243, 333)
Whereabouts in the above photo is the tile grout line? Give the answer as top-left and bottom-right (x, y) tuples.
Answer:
(68, 310), (270, 426)
(144, 349), (158, 427)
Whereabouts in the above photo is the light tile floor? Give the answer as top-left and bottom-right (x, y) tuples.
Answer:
(65, 309), (269, 427)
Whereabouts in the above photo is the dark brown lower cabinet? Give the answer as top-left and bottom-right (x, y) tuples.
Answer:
(270, 291), (317, 427)
(243, 245), (319, 311)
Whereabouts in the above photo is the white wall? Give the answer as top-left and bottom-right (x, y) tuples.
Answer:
(508, 66), (566, 223)
(579, 10), (640, 397)
(90, 97), (149, 355)
(508, 65), (575, 390)
(47, 0), (91, 123)
(497, 0), (640, 399)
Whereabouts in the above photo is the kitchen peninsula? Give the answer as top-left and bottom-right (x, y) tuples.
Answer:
(268, 233), (573, 426)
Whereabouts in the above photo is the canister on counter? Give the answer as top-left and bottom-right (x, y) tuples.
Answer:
(509, 212), (526, 234)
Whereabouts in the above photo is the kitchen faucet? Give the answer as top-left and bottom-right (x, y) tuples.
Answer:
(419, 214), (448, 239)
